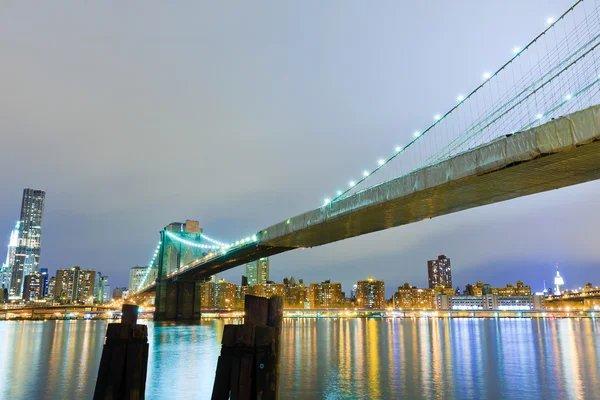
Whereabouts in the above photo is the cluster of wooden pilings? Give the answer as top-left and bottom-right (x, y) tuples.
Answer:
(212, 295), (283, 400)
(93, 296), (282, 399)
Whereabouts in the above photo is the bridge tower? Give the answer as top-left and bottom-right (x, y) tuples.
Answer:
(154, 220), (207, 321)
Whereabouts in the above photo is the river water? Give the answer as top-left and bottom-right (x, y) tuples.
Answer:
(0, 318), (599, 399)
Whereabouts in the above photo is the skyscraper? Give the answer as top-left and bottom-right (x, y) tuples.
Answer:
(10, 189), (45, 297)
(554, 264), (565, 295)
(427, 255), (452, 289)
(1, 222), (20, 291)
(245, 258), (269, 286)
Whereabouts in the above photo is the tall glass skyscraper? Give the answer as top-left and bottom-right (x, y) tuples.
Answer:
(0, 222), (20, 291)
(9, 189), (45, 298)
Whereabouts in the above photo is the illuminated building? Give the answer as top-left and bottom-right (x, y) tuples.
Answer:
(306, 280), (342, 308)
(23, 272), (42, 301)
(39, 268), (49, 297)
(199, 280), (216, 308)
(55, 266), (81, 303)
(427, 255), (452, 289)
(436, 293), (544, 310)
(99, 275), (110, 304)
(246, 258), (270, 286)
(554, 265), (565, 295)
(497, 280), (531, 296)
(283, 277), (306, 308)
(396, 283), (435, 309)
(10, 189), (46, 298)
(357, 277), (385, 309)
(53, 266), (97, 304)
(215, 279), (236, 308)
(79, 269), (97, 304)
(1, 222), (20, 291)
(235, 284), (251, 308)
(129, 265), (157, 291)
(47, 277), (56, 300)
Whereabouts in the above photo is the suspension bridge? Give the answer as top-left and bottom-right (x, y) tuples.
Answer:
(133, 1), (600, 320)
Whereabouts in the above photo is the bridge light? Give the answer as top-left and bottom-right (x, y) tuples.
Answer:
(565, 94), (572, 101)
(349, 181), (355, 187)
(414, 131), (420, 137)
(536, 113), (543, 119)
(434, 114), (441, 120)
(546, 17), (554, 25)
(513, 47), (520, 54)
(252, 235), (257, 241)
(378, 159), (385, 166)
(363, 170), (369, 177)
(483, 72), (491, 80)
(336, 190), (342, 196)
(457, 95), (464, 102)
(323, 198), (331, 205)
(395, 146), (402, 152)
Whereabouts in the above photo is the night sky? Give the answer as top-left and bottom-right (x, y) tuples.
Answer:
(1, 0), (596, 296)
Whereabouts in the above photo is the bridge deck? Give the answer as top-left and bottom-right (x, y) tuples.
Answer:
(260, 104), (600, 248)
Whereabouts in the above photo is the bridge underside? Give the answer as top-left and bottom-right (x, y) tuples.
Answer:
(260, 105), (600, 248)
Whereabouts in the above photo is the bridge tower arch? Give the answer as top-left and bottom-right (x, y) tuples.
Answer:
(154, 220), (206, 321)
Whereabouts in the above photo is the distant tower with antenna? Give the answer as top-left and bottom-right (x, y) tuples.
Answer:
(554, 264), (565, 295)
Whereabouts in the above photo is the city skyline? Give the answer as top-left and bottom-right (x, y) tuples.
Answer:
(0, 190), (589, 297)
(2, 0), (599, 293)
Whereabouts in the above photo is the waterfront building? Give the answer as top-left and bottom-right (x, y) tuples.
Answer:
(199, 280), (216, 308)
(55, 266), (81, 303)
(215, 279), (236, 308)
(10, 189), (46, 298)
(283, 277), (306, 308)
(357, 277), (385, 309)
(427, 255), (452, 289)
(396, 283), (435, 310)
(129, 265), (157, 291)
(53, 266), (96, 304)
(436, 293), (544, 310)
(79, 269), (96, 304)
(306, 280), (342, 308)
(497, 281), (532, 296)
(23, 272), (42, 302)
(0, 288), (6, 303)
(246, 258), (269, 286)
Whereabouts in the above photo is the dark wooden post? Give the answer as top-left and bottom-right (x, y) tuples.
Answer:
(211, 295), (283, 400)
(94, 304), (149, 400)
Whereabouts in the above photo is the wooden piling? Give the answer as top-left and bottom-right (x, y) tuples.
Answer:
(211, 295), (283, 400)
(94, 304), (149, 400)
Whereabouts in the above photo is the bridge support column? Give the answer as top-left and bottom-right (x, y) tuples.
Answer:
(154, 279), (202, 321)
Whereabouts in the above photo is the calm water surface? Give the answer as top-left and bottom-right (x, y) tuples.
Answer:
(0, 318), (599, 399)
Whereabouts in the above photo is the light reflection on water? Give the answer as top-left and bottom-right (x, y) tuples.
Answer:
(0, 318), (599, 399)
